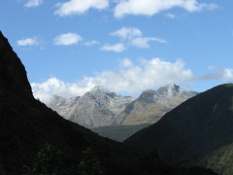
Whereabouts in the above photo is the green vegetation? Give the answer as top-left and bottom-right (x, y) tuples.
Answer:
(78, 147), (105, 175)
(22, 144), (105, 175)
(22, 144), (65, 175)
(202, 144), (233, 175)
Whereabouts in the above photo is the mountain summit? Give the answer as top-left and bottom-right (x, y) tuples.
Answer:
(138, 84), (197, 106)
(114, 84), (197, 126)
(49, 84), (197, 141)
(49, 86), (134, 128)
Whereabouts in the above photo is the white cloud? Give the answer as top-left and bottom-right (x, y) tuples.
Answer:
(53, 33), (82, 46)
(101, 43), (126, 52)
(84, 40), (100, 46)
(121, 58), (133, 68)
(31, 77), (92, 104)
(24, 0), (43, 8)
(165, 13), (177, 19)
(223, 69), (233, 80)
(197, 3), (219, 11)
(106, 27), (166, 50)
(131, 37), (166, 48)
(16, 37), (39, 46)
(110, 27), (142, 39)
(31, 58), (194, 104)
(201, 68), (233, 81)
(114, 0), (218, 18)
(54, 0), (109, 16)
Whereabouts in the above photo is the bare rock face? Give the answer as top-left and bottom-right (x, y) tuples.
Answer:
(49, 86), (134, 128)
(114, 84), (198, 126)
(49, 84), (197, 142)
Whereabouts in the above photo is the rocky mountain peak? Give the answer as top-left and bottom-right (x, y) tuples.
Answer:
(138, 89), (157, 103)
(50, 86), (134, 128)
(114, 85), (197, 126)
(89, 85), (116, 98)
(0, 31), (32, 97)
(138, 84), (195, 104)
(90, 85), (102, 94)
(156, 84), (181, 97)
(156, 84), (198, 100)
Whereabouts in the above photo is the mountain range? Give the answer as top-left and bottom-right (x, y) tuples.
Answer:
(125, 84), (233, 175)
(0, 31), (217, 175)
(49, 84), (197, 141)
(48, 86), (134, 128)
(114, 84), (198, 126)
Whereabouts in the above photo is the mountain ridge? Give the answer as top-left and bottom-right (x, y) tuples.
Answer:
(125, 83), (233, 175)
(49, 85), (134, 128)
(50, 84), (197, 127)
(0, 30), (218, 175)
(114, 84), (198, 126)
(0, 31), (32, 98)
(49, 84), (197, 141)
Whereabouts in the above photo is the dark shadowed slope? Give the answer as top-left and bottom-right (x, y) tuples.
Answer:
(0, 31), (94, 174)
(0, 31), (219, 175)
(0, 31), (158, 175)
(125, 84), (233, 175)
(0, 31), (32, 98)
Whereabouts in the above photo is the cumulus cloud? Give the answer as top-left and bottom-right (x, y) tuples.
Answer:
(121, 58), (133, 68)
(201, 68), (233, 81)
(131, 37), (166, 48)
(31, 77), (93, 104)
(54, 0), (109, 16)
(165, 13), (177, 19)
(16, 37), (40, 47)
(114, 0), (218, 18)
(104, 27), (166, 50)
(24, 0), (43, 8)
(31, 58), (194, 104)
(84, 40), (100, 47)
(101, 43), (126, 52)
(53, 33), (82, 46)
(110, 27), (142, 39)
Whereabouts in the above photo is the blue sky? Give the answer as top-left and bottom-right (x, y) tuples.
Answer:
(1, 0), (233, 103)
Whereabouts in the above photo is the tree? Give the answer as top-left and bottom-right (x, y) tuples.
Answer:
(78, 147), (105, 175)
(22, 143), (65, 175)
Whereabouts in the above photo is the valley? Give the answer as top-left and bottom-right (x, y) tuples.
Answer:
(0, 31), (218, 175)
(48, 84), (197, 141)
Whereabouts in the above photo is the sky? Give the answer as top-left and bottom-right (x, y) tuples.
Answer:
(1, 0), (233, 104)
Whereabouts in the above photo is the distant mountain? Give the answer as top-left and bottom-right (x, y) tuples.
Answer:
(49, 86), (134, 128)
(125, 84), (233, 175)
(49, 95), (80, 120)
(0, 31), (217, 175)
(114, 84), (198, 126)
(49, 84), (197, 141)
